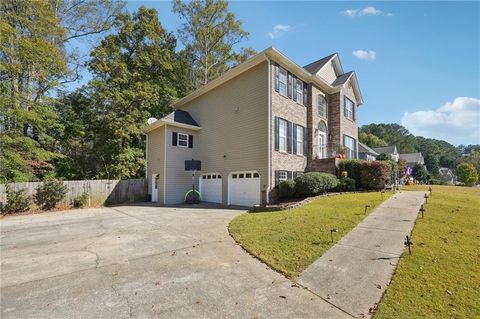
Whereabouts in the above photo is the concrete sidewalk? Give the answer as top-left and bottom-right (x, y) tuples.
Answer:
(298, 191), (426, 318)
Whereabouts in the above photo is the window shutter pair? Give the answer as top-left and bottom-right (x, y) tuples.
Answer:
(303, 83), (308, 106)
(274, 63), (279, 92)
(188, 135), (193, 148)
(292, 124), (297, 154)
(172, 132), (193, 148)
(286, 121), (292, 154)
(274, 117), (280, 151)
(287, 72), (293, 98)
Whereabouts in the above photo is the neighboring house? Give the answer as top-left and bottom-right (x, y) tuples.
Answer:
(371, 145), (399, 162)
(358, 142), (379, 161)
(399, 152), (425, 168)
(439, 167), (456, 184)
(143, 47), (364, 206)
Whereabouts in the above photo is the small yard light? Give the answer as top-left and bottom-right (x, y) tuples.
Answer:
(381, 190), (385, 200)
(329, 228), (338, 243)
(404, 235), (413, 255)
(424, 193), (429, 204)
(419, 204), (425, 218)
(364, 205), (371, 215)
(429, 186), (432, 196)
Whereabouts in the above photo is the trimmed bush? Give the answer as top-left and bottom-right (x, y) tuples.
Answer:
(278, 179), (296, 199)
(335, 177), (356, 192)
(294, 172), (339, 197)
(34, 180), (67, 210)
(1, 186), (32, 214)
(73, 192), (89, 208)
(339, 160), (392, 190)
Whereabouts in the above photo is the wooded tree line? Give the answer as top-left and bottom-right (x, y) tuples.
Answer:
(1, 0), (254, 183)
(359, 123), (480, 177)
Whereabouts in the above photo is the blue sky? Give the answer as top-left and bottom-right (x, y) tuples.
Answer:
(73, 1), (480, 145)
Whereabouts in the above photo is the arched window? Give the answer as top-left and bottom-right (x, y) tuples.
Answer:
(318, 95), (327, 118)
(318, 121), (327, 133)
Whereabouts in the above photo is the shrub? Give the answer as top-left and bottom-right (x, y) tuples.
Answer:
(278, 179), (296, 199)
(359, 161), (392, 190)
(429, 178), (446, 185)
(294, 172), (339, 197)
(385, 160), (399, 185)
(456, 163), (478, 186)
(73, 192), (89, 208)
(335, 177), (356, 192)
(34, 180), (67, 210)
(1, 186), (32, 214)
(337, 160), (362, 189)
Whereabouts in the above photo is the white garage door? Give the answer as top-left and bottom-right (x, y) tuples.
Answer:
(228, 171), (260, 207)
(200, 173), (222, 203)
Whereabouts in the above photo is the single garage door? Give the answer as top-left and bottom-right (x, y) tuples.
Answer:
(228, 171), (260, 206)
(200, 173), (222, 203)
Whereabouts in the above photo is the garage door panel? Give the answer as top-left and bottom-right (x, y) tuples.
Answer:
(229, 171), (260, 207)
(200, 174), (222, 203)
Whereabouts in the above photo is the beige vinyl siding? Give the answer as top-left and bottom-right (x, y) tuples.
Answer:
(180, 62), (269, 204)
(317, 62), (337, 84)
(164, 125), (198, 204)
(146, 126), (166, 203)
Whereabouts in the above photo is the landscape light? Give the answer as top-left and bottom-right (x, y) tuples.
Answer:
(329, 228), (338, 242)
(429, 186), (432, 196)
(404, 235), (413, 255)
(381, 190), (385, 200)
(364, 205), (371, 215)
(419, 204), (425, 218)
(424, 193), (428, 204)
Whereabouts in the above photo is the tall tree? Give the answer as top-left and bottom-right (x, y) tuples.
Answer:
(57, 7), (187, 179)
(173, 0), (254, 87)
(0, 0), (122, 182)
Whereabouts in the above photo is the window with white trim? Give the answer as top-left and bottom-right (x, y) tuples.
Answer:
(343, 134), (356, 159)
(295, 79), (303, 103)
(278, 118), (287, 152)
(278, 171), (287, 182)
(178, 133), (188, 147)
(296, 125), (304, 155)
(344, 96), (355, 121)
(279, 68), (287, 96)
(318, 95), (327, 118)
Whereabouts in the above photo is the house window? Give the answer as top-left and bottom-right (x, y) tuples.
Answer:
(278, 118), (287, 152)
(296, 125), (304, 155)
(279, 68), (287, 96)
(278, 171), (287, 182)
(295, 80), (303, 104)
(344, 96), (355, 121)
(178, 133), (188, 147)
(343, 135), (356, 159)
(318, 95), (327, 118)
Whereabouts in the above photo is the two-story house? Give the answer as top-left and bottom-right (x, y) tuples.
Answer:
(144, 47), (363, 207)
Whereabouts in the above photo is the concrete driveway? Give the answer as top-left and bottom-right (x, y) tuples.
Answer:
(1, 205), (347, 319)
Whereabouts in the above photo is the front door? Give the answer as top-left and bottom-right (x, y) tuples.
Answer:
(318, 132), (326, 158)
(151, 174), (159, 202)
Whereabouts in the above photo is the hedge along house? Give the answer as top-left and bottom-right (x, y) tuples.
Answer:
(143, 47), (364, 206)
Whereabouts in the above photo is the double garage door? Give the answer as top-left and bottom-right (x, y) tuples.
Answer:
(199, 171), (260, 206)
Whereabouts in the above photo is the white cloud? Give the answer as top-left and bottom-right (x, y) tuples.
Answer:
(352, 50), (377, 61)
(343, 6), (392, 18)
(267, 24), (292, 39)
(401, 97), (480, 145)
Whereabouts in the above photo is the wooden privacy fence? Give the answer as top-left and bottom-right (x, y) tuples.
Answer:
(0, 179), (147, 209)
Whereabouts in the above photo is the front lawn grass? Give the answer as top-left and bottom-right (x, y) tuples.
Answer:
(376, 185), (480, 318)
(229, 192), (392, 279)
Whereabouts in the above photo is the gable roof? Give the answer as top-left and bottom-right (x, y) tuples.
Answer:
(143, 109), (201, 133)
(303, 53), (337, 74)
(358, 142), (379, 156)
(371, 145), (398, 155)
(332, 71), (354, 86)
(400, 153), (424, 164)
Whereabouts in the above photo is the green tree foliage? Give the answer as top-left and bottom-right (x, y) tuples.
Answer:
(358, 131), (387, 148)
(0, 0), (122, 183)
(56, 7), (187, 179)
(360, 124), (416, 153)
(411, 164), (428, 183)
(456, 163), (478, 186)
(173, 0), (254, 87)
(462, 151), (480, 174)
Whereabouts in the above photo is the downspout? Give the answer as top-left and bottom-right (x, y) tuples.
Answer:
(266, 57), (272, 204)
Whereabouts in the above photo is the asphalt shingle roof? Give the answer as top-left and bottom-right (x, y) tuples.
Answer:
(332, 71), (354, 87)
(400, 153), (424, 164)
(163, 109), (199, 127)
(303, 53), (336, 74)
(371, 145), (398, 155)
(358, 142), (379, 156)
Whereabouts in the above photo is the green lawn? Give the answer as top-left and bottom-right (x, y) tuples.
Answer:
(376, 185), (480, 319)
(229, 192), (392, 279)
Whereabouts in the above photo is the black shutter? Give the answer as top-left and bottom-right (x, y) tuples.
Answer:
(188, 135), (193, 148)
(287, 121), (292, 154)
(172, 132), (177, 146)
(292, 124), (297, 154)
(287, 171), (293, 180)
(303, 82), (308, 106)
(274, 63), (279, 92)
(287, 72), (292, 98)
(292, 77), (297, 101)
(274, 117), (279, 151)
(353, 104), (356, 121)
(275, 170), (280, 186)
(303, 126), (308, 156)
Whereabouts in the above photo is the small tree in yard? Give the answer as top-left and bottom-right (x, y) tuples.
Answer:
(1, 186), (32, 214)
(456, 163), (478, 186)
(34, 180), (67, 210)
(412, 164), (428, 183)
